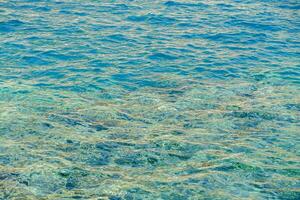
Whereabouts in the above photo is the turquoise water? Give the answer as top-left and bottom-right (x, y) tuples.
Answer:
(0, 0), (299, 199)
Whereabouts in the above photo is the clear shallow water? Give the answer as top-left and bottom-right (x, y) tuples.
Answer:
(0, 0), (299, 199)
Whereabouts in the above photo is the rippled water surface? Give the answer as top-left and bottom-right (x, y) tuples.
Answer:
(0, 0), (300, 199)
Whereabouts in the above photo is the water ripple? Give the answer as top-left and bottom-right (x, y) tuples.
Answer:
(0, 0), (299, 199)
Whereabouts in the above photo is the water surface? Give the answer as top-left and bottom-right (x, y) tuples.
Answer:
(0, 0), (299, 199)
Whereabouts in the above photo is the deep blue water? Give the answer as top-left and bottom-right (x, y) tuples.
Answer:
(0, 0), (299, 199)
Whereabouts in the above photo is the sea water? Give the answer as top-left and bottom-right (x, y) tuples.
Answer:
(0, 0), (299, 199)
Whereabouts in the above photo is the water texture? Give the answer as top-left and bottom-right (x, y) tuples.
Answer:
(0, 0), (299, 199)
